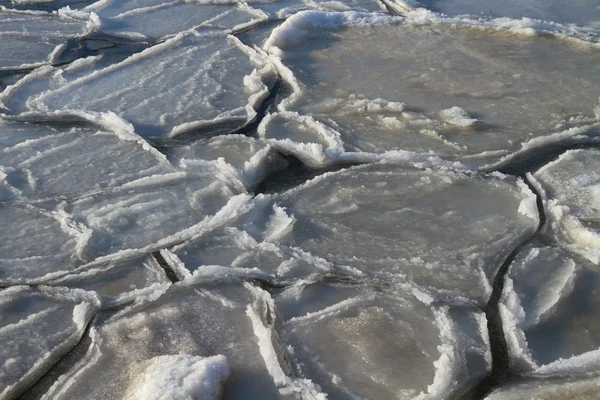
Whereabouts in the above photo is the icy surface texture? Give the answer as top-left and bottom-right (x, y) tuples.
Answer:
(0, 286), (99, 400)
(2, 0), (600, 398)
(263, 11), (600, 166)
(534, 149), (600, 262)
(86, 0), (261, 38)
(270, 163), (536, 301)
(23, 31), (276, 139)
(41, 281), (281, 399)
(499, 244), (600, 377)
(397, 0), (600, 28)
(46, 255), (170, 308)
(276, 281), (490, 399)
(0, 8), (94, 71)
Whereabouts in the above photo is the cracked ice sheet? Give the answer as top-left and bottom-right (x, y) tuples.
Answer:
(167, 195), (331, 283)
(263, 11), (600, 167)
(24, 31), (274, 139)
(41, 281), (281, 399)
(0, 7), (96, 70)
(0, 121), (173, 202)
(64, 167), (249, 263)
(46, 254), (170, 308)
(499, 245), (600, 375)
(169, 162), (536, 297)
(245, 163), (537, 302)
(86, 0), (261, 39)
(397, 0), (600, 29)
(276, 281), (490, 399)
(0, 286), (99, 400)
(533, 149), (600, 263)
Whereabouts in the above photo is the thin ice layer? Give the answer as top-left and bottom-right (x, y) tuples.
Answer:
(42, 282), (280, 399)
(0, 8), (95, 70)
(64, 168), (249, 262)
(46, 255), (170, 308)
(264, 11), (600, 166)
(27, 31), (272, 138)
(400, 0), (600, 28)
(0, 205), (83, 284)
(0, 121), (172, 201)
(277, 282), (490, 399)
(258, 163), (536, 302)
(0, 286), (99, 400)
(87, 0), (260, 38)
(534, 149), (600, 262)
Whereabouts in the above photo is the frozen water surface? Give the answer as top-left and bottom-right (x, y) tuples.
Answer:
(266, 163), (537, 301)
(0, 7), (94, 70)
(397, 0), (600, 28)
(264, 11), (600, 166)
(0, 286), (99, 399)
(40, 281), (282, 399)
(86, 0), (262, 38)
(2, 0), (600, 398)
(276, 281), (490, 399)
(25, 31), (276, 139)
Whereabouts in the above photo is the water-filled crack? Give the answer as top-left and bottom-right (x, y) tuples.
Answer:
(457, 174), (546, 400)
(152, 250), (180, 283)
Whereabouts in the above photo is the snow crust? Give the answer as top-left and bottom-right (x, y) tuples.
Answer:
(125, 354), (229, 400)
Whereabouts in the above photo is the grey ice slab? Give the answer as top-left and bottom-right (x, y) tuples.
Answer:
(0, 205), (84, 284)
(87, 0), (261, 39)
(41, 282), (281, 400)
(0, 121), (173, 201)
(0, 8), (93, 70)
(399, 0), (600, 28)
(46, 254), (170, 308)
(276, 282), (490, 399)
(264, 12), (600, 166)
(64, 168), (249, 262)
(248, 163), (537, 302)
(0, 286), (99, 400)
(27, 31), (273, 139)
(533, 149), (600, 263)
(500, 245), (600, 373)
